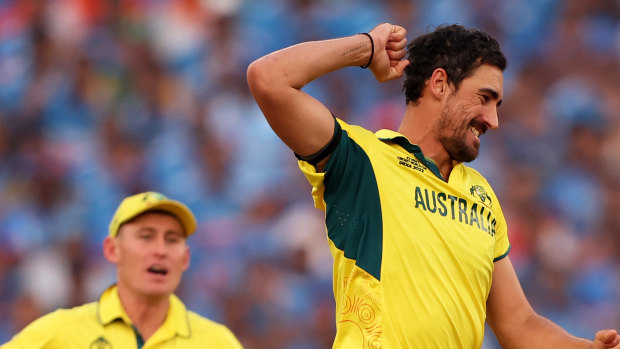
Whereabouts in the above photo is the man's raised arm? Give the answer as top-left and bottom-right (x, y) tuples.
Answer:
(246, 23), (409, 168)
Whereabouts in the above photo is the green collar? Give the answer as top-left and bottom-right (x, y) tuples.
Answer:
(376, 129), (445, 181)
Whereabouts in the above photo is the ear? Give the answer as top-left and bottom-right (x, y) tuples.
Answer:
(429, 68), (449, 100)
(103, 236), (121, 264)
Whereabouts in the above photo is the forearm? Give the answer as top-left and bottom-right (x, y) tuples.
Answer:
(487, 258), (597, 349)
(495, 312), (591, 349)
(248, 34), (372, 90)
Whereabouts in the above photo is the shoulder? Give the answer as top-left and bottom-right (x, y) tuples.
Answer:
(186, 311), (230, 333)
(27, 302), (97, 330)
(459, 164), (489, 182)
(337, 119), (377, 142)
(330, 119), (388, 164)
(457, 164), (503, 210)
(3, 302), (98, 347)
(186, 312), (243, 347)
(459, 165), (497, 194)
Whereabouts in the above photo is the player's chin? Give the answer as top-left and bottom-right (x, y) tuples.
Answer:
(141, 286), (175, 299)
(450, 145), (479, 163)
(142, 278), (178, 294)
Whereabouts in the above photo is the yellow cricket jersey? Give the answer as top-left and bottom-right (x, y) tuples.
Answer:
(299, 119), (510, 349)
(1, 285), (243, 349)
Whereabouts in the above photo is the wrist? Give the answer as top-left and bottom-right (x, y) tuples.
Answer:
(358, 33), (374, 68)
(338, 34), (374, 68)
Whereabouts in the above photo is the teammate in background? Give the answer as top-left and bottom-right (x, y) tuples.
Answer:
(247, 23), (620, 348)
(2, 191), (243, 349)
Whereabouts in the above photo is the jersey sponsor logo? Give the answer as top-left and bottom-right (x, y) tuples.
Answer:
(90, 336), (112, 349)
(414, 186), (496, 237)
(469, 185), (493, 208)
(397, 155), (426, 173)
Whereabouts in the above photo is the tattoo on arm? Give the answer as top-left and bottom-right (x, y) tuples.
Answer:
(341, 43), (366, 57)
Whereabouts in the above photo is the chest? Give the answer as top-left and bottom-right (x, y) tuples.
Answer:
(373, 154), (497, 277)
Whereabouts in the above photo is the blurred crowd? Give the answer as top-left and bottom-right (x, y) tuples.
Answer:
(0, 0), (618, 348)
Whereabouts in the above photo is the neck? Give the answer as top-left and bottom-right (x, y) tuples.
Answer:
(117, 284), (170, 341)
(398, 102), (454, 180)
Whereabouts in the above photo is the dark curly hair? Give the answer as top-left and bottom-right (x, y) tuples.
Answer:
(403, 24), (507, 104)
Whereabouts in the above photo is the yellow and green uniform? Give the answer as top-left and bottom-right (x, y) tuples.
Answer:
(1, 285), (243, 349)
(299, 119), (510, 349)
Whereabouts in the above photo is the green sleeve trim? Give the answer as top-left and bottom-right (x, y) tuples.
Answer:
(493, 244), (511, 262)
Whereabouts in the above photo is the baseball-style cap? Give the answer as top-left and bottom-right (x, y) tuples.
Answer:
(109, 191), (197, 237)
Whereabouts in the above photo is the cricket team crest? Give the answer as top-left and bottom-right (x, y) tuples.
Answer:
(90, 336), (112, 349)
(469, 185), (492, 208)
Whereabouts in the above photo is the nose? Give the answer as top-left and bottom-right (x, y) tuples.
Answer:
(153, 237), (167, 257)
(483, 105), (499, 131)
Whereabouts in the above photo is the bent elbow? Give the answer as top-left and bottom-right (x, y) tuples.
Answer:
(247, 58), (273, 97)
(246, 59), (260, 89)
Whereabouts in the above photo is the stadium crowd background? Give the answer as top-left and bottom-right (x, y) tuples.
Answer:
(0, 0), (618, 347)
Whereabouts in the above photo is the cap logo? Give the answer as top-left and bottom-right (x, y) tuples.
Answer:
(142, 192), (166, 203)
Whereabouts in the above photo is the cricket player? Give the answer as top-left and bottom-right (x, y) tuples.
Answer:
(247, 22), (620, 348)
(2, 191), (243, 348)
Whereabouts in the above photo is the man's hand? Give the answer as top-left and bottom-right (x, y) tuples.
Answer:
(367, 23), (410, 82)
(593, 330), (620, 348)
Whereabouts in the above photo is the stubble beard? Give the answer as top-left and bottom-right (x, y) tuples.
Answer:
(438, 99), (480, 163)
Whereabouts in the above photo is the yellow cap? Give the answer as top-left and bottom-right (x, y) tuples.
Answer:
(108, 192), (197, 237)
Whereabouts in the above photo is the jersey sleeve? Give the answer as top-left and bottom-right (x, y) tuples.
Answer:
(490, 188), (510, 261)
(298, 160), (328, 210)
(211, 324), (244, 348)
(298, 119), (372, 211)
(187, 312), (244, 348)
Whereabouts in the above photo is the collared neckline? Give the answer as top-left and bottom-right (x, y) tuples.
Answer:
(96, 285), (192, 341)
(376, 129), (445, 181)
(97, 284), (132, 326)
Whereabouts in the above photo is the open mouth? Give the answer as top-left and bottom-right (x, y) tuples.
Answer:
(470, 126), (480, 137)
(470, 120), (487, 138)
(147, 265), (168, 275)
